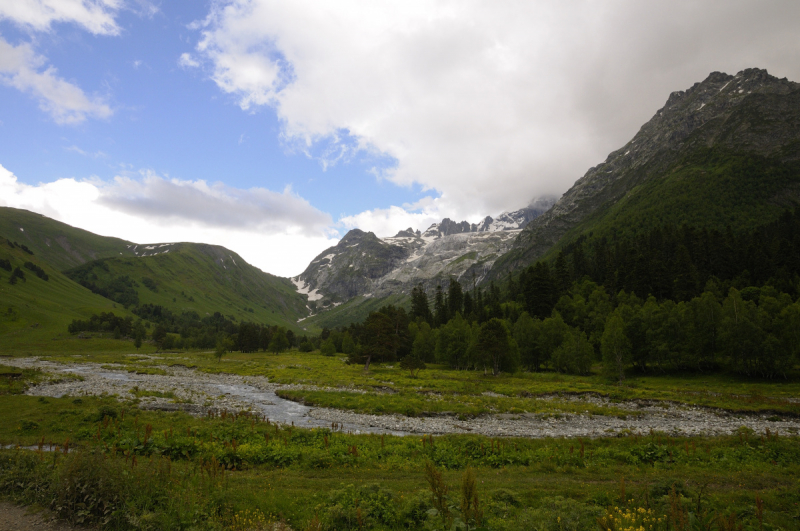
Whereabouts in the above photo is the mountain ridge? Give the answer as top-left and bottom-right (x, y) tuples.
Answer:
(0, 207), (310, 335)
(291, 198), (556, 316)
(491, 67), (800, 277)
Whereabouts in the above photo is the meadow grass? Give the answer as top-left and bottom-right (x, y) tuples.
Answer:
(2, 347), (799, 529)
(0, 390), (798, 530)
(4, 346), (799, 417)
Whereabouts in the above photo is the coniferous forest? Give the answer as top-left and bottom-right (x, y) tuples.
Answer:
(334, 207), (800, 380)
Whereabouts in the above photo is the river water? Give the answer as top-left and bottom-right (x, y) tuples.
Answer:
(4, 358), (798, 439)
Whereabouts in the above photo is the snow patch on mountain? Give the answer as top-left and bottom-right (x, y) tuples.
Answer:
(291, 197), (558, 309)
(291, 277), (323, 301)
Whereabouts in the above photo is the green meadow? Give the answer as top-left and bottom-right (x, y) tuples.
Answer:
(0, 346), (798, 530)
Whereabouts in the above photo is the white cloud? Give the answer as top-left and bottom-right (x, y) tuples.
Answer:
(129, 0), (159, 19)
(0, 164), (338, 277)
(0, 37), (113, 124)
(339, 196), (466, 237)
(178, 52), (199, 69)
(188, 0), (800, 230)
(0, 0), (123, 35)
(65, 145), (107, 158)
(99, 170), (333, 235)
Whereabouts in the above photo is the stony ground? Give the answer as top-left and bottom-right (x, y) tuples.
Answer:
(0, 501), (84, 531)
(4, 357), (800, 439)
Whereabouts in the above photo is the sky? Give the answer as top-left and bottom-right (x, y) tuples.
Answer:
(1, 1), (799, 277)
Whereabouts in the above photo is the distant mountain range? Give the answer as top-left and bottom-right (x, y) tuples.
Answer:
(3, 68), (799, 334)
(291, 197), (556, 313)
(301, 67), (800, 327)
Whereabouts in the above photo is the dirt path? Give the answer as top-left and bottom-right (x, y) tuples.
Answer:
(0, 501), (84, 531)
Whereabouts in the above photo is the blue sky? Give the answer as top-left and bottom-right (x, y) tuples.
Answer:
(0, 1), (420, 219)
(1, 1), (799, 276)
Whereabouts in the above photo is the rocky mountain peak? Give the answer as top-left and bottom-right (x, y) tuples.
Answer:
(493, 67), (800, 275)
(420, 197), (557, 239)
(337, 228), (372, 246)
(292, 197), (555, 313)
(394, 228), (420, 238)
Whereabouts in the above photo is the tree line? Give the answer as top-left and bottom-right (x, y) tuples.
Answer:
(63, 208), (800, 380)
(68, 303), (311, 355)
(322, 208), (800, 379)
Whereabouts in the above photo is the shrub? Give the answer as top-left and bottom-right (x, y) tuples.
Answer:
(320, 483), (399, 530)
(320, 338), (336, 356)
(552, 330), (594, 375)
(299, 341), (314, 352)
(54, 450), (127, 526)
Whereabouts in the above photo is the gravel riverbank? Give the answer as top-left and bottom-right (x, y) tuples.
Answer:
(5, 357), (799, 439)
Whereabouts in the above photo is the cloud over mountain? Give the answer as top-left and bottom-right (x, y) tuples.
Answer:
(100, 172), (332, 236)
(187, 0), (800, 228)
(0, 164), (337, 276)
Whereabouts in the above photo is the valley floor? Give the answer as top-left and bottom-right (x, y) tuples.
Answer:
(1, 350), (799, 530)
(4, 357), (798, 440)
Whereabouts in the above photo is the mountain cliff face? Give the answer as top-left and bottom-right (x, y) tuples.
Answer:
(492, 68), (800, 276)
(421, 197), (555, 238)
(292, 199), (555, 312)
(291, 67), (800, 323)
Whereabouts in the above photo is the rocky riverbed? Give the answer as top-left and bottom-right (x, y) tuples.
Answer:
(5, 357), (799, 439)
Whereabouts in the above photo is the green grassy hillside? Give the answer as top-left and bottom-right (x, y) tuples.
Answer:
(0, 207), (310, 342)
(63, 243), (308, 330)
(0, 240), (139, 353)
(0, 207), (135, 271)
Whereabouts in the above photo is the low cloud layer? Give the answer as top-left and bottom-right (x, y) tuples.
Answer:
(338, 197), (455, 237)
(0, 164), (337, 276)
(188, 0), (800, 231)
(100, 172), (332, 236)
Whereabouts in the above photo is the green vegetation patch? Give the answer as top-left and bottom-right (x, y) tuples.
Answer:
(0, 392), (798, 530)
(0, 364), (41, 395)
(276, 389), (629, 418)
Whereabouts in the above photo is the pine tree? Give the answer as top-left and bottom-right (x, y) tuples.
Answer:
(673, 244), (698, 301)
(341, 331), (356, 354)
(487, 281), (502, 319)
(513, 312), (541, 371)
(475, 318), (516, 376)
(555, 251), (571, 294)
(506, 272), (518, 303)
(362, 312), (397, 370)
(523, 262), (557, 319)
(410, 283), (433, 323)
(434, 284), (448, 327)
(463, 291), (474, 318)
(448, 278), (464, 317)
(320, 337), (336, 356)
